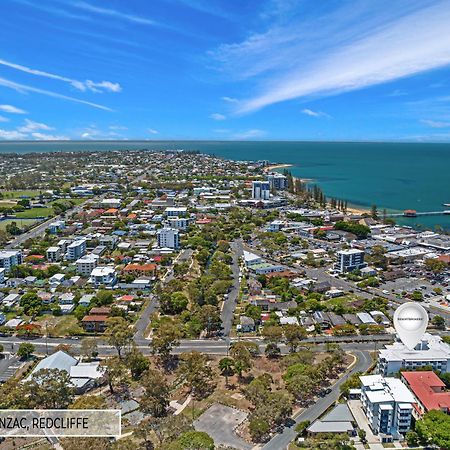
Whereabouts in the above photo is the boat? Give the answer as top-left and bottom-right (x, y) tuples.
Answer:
(443, 203), (450, 207)
(444, 210), (450, 215)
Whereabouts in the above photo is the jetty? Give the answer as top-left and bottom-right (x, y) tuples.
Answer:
(386, 210), (450, 218)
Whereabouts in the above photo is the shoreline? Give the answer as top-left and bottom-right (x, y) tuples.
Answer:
(267, 163), (369, 216)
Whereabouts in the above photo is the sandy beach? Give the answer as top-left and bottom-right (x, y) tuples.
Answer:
(264, 163), (293, 172)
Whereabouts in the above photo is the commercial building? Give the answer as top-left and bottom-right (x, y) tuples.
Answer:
(157, 227), (180, 249)
(66, 239), (86, 260)
(89, 266), (117, 287)
(252, 180), (270, 200)
(0, 268), (5, 285)
(360, 374), (414, 438)
(46, 246), (61, 262)
(377, 333), (450, 376)
(0, 250), (22, 272)
(76, 254), (99, 276)
(335, 249), (366, 273)
(401, 371), (450, 419)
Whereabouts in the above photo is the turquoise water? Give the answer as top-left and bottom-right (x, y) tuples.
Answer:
(1, 140), (449, 230)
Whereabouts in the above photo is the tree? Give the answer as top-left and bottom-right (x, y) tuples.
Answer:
(265, 342), (281, 358)
(140, 368), (170, 417)
(19, 292), (41, 316)
(93, 290), (114, 306)
(26, 369), (75, 408)
(105, 317), (133, 358)
(249, 417), (270, 442)
(125, 345), (150, 380)
(283, 324), (307, 352)
(229, 342), (252, 379)
(17, 342), (35, 359)
(80, 337), (98, 359)
(371, 204), (378, 220)
(432, 315), (445, 329)
(172, 431), (214, 450)
(261, 325), (283, 344)
(218, 357), (234, 386)
(101, 357), (130, 394)
(152, 320), (182, 368)
(415, 409), (450, 449)
(177, 351), (214, 399)
(70, 395), (106, 410)
(161, 291), (188, 315)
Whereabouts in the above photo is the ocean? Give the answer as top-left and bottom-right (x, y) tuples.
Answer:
(1, 140), (449, 231)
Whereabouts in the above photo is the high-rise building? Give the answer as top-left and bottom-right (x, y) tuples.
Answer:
(266, 173), (288, 190)
(66, 239), (87, 260)
(360, 374), (414, 437)
(335, 249), (366, 273)
(0, 250), (23, 272)
(252, 181), (270, 200)
(157, 227), (180, 249)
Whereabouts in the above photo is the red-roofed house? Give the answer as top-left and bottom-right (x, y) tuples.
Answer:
(81, 307), (111, 333)
(401, 371), (450, 419)
(123, 263), (156, 277)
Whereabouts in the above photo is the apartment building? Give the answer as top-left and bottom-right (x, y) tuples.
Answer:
(46, 246), (61, 262)
(76, 254), (99, 276)
(157, 227), (180, 249)
(335, 249), (366, 273)
(66, 239), (86, 260)
(0, 250), (23, 272)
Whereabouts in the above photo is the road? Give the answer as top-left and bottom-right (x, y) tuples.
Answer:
(220, 239), (243, 337)
(261, 349), (373, 450)
(5, 198), (92, 249)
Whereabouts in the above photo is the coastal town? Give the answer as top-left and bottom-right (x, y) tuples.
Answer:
(0, 149), (449, 450)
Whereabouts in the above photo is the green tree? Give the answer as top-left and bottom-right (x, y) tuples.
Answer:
(218, 357), (235, 386)
(415, 409), (450, 449)
(177, 351), (214, 399)
(283, 324), (307, 352)
(80, 337), (98, 359)
(101, 356), (130, 394)
(152, 320), (182, 368)
(432, 315), (445, 329)
(105, 317), (133, 358)
(125, 345), (150, 380)
(26, 369), (75, 408)
(20, 292), (41, 316)
(17, 342), (35, 359)
(172, 431), (214, 450)
(140, 368), (170, 417)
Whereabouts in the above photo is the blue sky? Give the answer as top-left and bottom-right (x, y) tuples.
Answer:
(1, 0), (450, 141)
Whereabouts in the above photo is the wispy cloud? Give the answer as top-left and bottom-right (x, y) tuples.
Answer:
(18, 119), (53, 133)
(221, 96), (239, 103)
(0, 116), (9, 122)
(0, 104), (27, 114)
(421, 119), (450, 128)
(388, 89), (407, 97)
(0, 119), (68, 140)
(212, 1), (450, 114)
(302, 108), (330, 118)
(0, 58), (121, 93)
(72, 1), (157, 26)
(210, 113), (226, 121)
(0, 77), (113, 111)
(148, 128), (159, 135)
(232, 128), (266, 139)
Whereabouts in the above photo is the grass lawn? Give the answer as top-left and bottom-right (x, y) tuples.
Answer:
(0, 190), (43, 199)
(36, 315), (84, 336)
(0, 218), (40, 230)
(15, 208), (53, 219)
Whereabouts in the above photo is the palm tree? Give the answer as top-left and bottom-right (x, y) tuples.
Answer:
(219, 357), (234, 387)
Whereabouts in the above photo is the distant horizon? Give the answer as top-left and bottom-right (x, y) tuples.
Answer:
(2, 139), (450, 145)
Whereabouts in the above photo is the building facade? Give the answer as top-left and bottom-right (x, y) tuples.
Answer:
(157, 227), (180, 249)
(335, 249), (366, 273)
(252, 180), (270, 200)
(0, 250), (23, 272)
(66, 239), (87, 260)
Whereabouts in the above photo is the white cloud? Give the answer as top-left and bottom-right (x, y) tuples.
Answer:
(73, 1), (157, 26)
(210, 113), (226, 121)
(18, 119), (54, 133)
(109, 125), (128, 130)
(0, 77), (113, 111)
(31, 132), (69, 140)
(421, 119), (450, 128)
(232, 129), (266, 139)
(148, 128), (159, 135)
(302, 108), (330, 118)
(0, 58), (121, 93)
(0, 118), (68, 140)
(0, 104), (27, 114)
(221, 96), (239, 103)
(0, 129), (27, 140)
(212, 2), (450, 114)
(0, 116), (9, 122)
